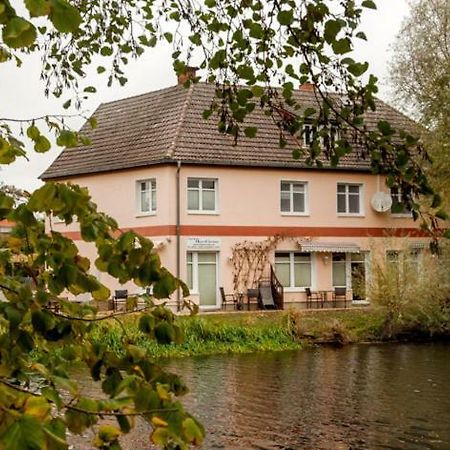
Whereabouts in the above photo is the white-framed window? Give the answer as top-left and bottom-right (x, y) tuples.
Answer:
(275, 252), (312, 290)
(386, 249), (421, 273)
(390, 187), (412, 216)
(280, 181), (308, 215)
(332, 253), (347, 287)
(337, 183), (363, 215)
(332, 252), (369, 301)
(303, 123), (339, 147)
(187, 178), (218, 213)
(136, 179), (156, 214)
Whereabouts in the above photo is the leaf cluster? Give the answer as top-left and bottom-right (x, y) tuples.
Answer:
(0, 180), (202, 449)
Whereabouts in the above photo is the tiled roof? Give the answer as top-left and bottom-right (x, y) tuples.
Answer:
(41, 83), (419, 180)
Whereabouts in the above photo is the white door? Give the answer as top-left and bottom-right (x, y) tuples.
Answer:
(187, 252), (218, 308)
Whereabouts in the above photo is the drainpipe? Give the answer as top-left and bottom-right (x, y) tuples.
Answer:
(176, 160), (181, 312)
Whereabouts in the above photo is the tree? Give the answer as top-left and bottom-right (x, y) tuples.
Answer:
(389, 0), (450, 214)
(0, 1), (448, 449)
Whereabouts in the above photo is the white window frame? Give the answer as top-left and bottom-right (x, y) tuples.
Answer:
(280, 180), (309, 216)
(337, 182), (364, 216)
(186, 251), (219, 308)
(136, 178), (156, 216)
(187, 178), (219, 214)
(303, 123), (340, 147)
(390, 187), (413, 217)
(332, 252), (370, 303)
(274, 251), (315, 292)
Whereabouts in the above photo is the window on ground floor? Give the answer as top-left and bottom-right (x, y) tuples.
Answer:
(332, 252), (368, 300)
(275, 252), (312, 289)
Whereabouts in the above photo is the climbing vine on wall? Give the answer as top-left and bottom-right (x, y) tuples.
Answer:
(230, 235), (311, 292)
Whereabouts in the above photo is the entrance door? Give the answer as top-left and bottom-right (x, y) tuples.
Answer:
(351, 253), (366, 300)
(187, 252), (218, 308)
(198, 253), (217, 307)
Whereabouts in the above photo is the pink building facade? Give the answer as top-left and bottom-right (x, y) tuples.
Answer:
(42, 81), (428, 310)
(47, 164), (427, 309)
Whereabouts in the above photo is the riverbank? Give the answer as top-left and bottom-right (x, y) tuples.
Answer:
(86, 307), (419, 359)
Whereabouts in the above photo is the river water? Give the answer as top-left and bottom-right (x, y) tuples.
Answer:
(75, 343), (450, 449)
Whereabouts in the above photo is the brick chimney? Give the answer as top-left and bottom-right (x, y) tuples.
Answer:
(177, 66), (198, 85)
(299, 82), (315, 92)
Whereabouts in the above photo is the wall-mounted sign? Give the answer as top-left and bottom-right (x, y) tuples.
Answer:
(187, 237), (221, 251)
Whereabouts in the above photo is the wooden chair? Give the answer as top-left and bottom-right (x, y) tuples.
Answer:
(305, 287), (322, 309)
(220, 287), (238, 310)
(113, 289), (128, 311)
(333, 287), (347, 308)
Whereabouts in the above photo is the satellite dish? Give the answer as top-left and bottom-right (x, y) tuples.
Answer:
(371, 192), (392, 213)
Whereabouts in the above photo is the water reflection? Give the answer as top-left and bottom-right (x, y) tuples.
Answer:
(168, 343), (450, 450)
(75, 343), (450, 449)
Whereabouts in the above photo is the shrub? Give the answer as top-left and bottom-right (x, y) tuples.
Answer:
(369, 241), (450, 338)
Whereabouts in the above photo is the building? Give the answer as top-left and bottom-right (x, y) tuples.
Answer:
(41, 75), (428, 310)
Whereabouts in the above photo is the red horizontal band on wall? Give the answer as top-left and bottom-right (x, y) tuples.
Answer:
(61, 224), (429, 239)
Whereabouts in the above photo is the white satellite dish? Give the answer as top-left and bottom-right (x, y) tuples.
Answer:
(371, 192), (392, 213)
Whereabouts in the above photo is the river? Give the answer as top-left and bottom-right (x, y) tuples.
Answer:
(74, 342), (450, 449)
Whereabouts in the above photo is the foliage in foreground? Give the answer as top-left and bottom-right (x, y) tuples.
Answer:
(0, 182), (204, 449)
(0, 0), (449, 448)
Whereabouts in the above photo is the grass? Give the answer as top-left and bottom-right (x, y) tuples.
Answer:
(86, 308), (390, 360)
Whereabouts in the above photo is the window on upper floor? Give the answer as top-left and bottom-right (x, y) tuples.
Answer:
(137, 179), (156, 214)
(337, 183), (363, 215)
(390, 187), (412, 216)
(187, 178), (218, 213)
(274, 252), (312, 289)
(280, 181), (308, 214)
(303, 123), (339, 147)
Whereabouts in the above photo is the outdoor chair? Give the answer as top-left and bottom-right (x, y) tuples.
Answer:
(305, 288), (322, 309)
(333, 287), (347, 308)
(113, 289), (128, 312)
(220, 287), (239, 310)
(246, 288), (260, 310)
(258, 286), (276, 310)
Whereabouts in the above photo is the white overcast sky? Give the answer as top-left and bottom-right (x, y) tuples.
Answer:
(0, 0), (410, 191)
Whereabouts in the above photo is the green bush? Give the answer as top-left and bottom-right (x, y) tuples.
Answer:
(369, 242), (450, 338)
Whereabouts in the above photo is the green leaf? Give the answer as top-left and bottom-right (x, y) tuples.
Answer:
(1, 415), (45, 450)
(56, 130), (78, 147)
(324, 19), (342, 43)
(182, 418), (204, 446)
(244, 127), (257, 138)
(347, 62), (369, 77)
(277, 10), (294, 26)
(24, 0), (51, 17)
(88, 117), (97, 129)
(2, 17), (37, 49)
(34, 135), (51, 153)
(100, 46), (113, 56)
(26, 125), (40, 140)
(332, 38), (352, 55)
(362, 0), (377, 9)
(49, 0), (81, 33)
(443, 230), (450, 239)
(43, 419), (67, 450)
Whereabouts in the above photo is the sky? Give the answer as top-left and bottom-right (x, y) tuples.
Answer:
(0, 0), (410, 192)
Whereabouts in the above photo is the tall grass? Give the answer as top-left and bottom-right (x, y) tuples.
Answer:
(369, 242), (450, 338)
(87, 314), (302, 359)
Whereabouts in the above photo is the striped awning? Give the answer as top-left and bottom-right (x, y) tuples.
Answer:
(410, 241), (429, 249)
(300, 242), (360, 253)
